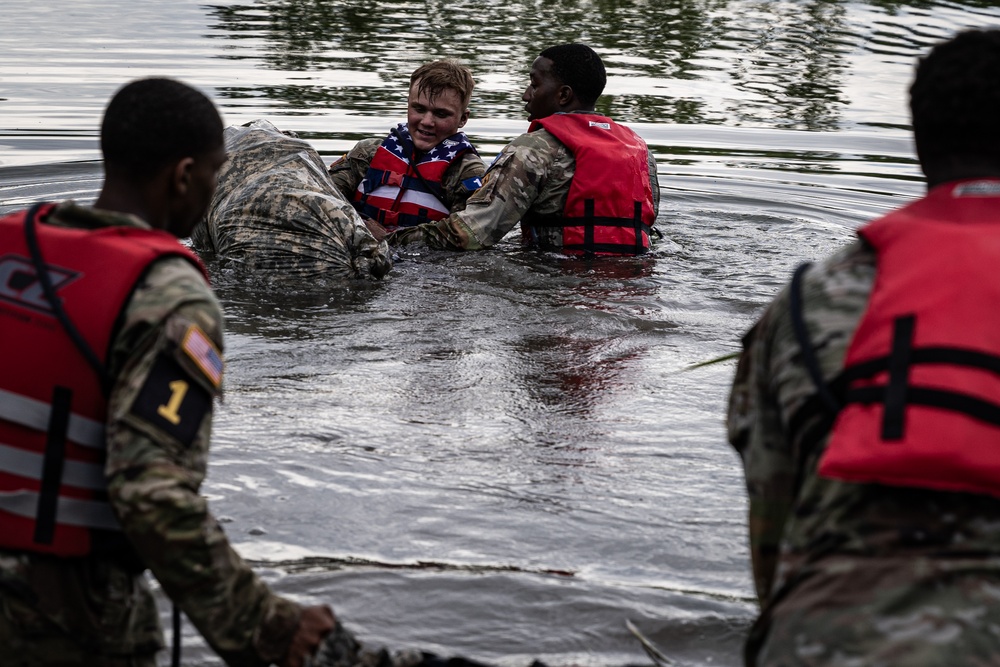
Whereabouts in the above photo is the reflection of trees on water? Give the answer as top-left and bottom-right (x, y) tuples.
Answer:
(724, 1), (851, 130)
(205, 0), (967, 131)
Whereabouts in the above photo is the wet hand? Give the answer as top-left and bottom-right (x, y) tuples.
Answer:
(281, 605), (336, 667)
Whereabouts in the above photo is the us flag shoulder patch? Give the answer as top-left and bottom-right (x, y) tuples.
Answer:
(181, 325), (223, 389)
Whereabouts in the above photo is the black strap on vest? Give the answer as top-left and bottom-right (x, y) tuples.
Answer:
(633, 201), (644, 255)
(882, 315), (915, 439)
(529, 198), (650, 255)
(33, 386), (72, 545)
(583, 199), (596, 251)
(791, 260), (1000, 440)
(23, 202), (112, 393)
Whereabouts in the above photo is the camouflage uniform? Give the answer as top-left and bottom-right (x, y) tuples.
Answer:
(388, 113), (660, 251)
(0, 202), (301, 666)
(192, 120), (392, 281)
(328, 136), (486, 215)
(727, 225), (1000, 665)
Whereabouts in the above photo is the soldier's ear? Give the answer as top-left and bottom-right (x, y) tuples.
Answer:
(557, 84), (574, 108)
(171, 157), (196, 196)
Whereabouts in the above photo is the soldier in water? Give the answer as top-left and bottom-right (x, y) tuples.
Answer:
(329, 59), (486, 241)
(389, 44), (660, 257)
(0, 78), (333, 666)
(728, 29), (1000, 666)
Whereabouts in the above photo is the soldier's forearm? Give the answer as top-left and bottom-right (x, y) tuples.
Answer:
(108, 465), (300, 665)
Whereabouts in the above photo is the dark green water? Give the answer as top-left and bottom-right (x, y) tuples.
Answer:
(2, 2), (999, 665)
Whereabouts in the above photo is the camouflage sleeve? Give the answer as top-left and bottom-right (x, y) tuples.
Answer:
(328, 138), (380, 203)
(726, 239), (876, 605)
(104, 257), (301, 667)
(441, 151), (487, 214)
(392, 131), (569, 250)
(727, 289), (801, 605)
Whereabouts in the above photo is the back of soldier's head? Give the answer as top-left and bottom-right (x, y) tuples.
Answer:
(410, 60), (475, 109)
(101, 78), (224, 180)
(538, 43), (607, 108)
(910, 29), (1000, 164)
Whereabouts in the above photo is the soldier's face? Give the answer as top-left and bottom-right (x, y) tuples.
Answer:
(522, 57), (564, 122)
(168, 144), (227, 238)
(407, 83), (469, 153)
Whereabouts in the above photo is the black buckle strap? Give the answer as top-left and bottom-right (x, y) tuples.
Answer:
(848, 385), (1000, 430)
(883, 315), (915, 440)
(633, 201), (644, 254)
(34, 386), (72, 545)
(583, 199), (596, 251)
(23, 202), (111, 395)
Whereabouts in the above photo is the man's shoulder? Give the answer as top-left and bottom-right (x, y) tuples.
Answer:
(349, 137), (382, 159)
(125, 256), (220, 329)
(501, 128), (571, 167)
(446, 149), (486, 175)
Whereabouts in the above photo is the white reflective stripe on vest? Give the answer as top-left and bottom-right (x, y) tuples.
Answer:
(0, 490), (121, 531)
(363, 185), (449, 217)
(0, 442), (107, 490)
(0, 388), (105, 449)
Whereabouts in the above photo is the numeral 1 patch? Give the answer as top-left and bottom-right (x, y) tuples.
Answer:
(131, 354), (211, 446)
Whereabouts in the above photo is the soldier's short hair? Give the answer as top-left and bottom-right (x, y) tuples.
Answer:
(410, 60), (475, 109)
(539, 43), (607, 108)
(910, 28), (1000, 161)
(101, 77), (224, 179)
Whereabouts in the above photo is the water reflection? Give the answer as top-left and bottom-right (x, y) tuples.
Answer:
(202, 0), (990, 133)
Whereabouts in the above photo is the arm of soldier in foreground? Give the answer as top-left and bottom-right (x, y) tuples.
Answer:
(726, 242), (877, 607)
(104, 257), (333, 666)
(328, 139), (380, 202)
(389, 131), (562, 250)
(441, 150), (487, 214)
(726, 283), (806, 607)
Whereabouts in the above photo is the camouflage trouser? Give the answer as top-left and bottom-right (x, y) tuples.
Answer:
(0, 552), (163, 667)
(0, 589), (158, 667)
(749, 555), (1000, 667)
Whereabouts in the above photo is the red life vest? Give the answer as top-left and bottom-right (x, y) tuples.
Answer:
(0, 203), (209, 556)
(352, 124), (478, 230)
(817, 179), (1000, 496)
(525, 113), (655, 256)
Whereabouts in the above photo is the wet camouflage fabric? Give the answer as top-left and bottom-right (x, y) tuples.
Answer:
(328, 136), (486, 214)
(727, 231), (1000, 666)
(192, 120), (392, 281)
(0, 202), (301, 666)
(388, 115), (660, 251)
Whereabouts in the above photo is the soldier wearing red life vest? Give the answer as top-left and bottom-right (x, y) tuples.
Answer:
(388, 44), (659, 256)
(727, 30), (1000, 666)
(0, 78), (333, 667)
(329, 60), (486, 239)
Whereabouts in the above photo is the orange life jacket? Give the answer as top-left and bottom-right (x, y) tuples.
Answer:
(0, 203), (208, 556)
(525, 113), (655, 256)
(813, 179), (1000, 496)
